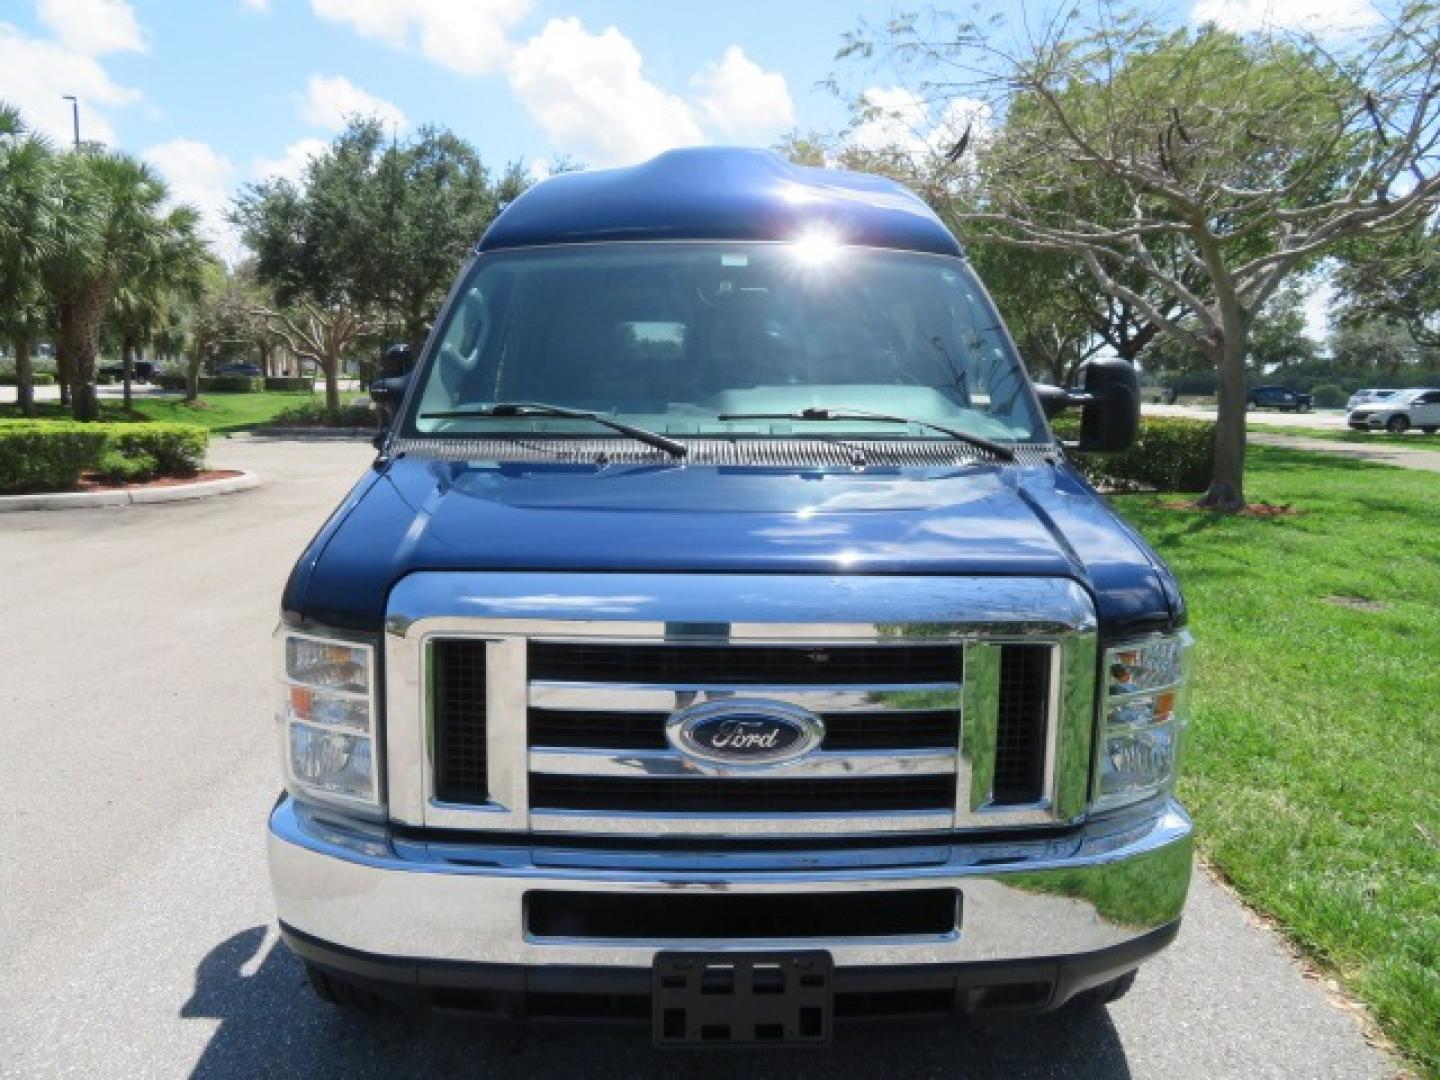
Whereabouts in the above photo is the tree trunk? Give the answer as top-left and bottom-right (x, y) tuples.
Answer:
(58, 284), (110, 422)
(57, 349), (70, 407)
(185, 348), (203, 402)
(12, 333), (36, 418)
(323, 349), (341, 413)
(122, 335), (137, 411)
(1197, 332), (1248, 511)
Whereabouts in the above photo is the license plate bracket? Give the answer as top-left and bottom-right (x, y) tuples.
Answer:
(653, 951), (833, 1047)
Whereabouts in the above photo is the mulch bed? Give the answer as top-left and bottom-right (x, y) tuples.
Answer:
(1158, 499), (1303, 518)
(73, 469), (242, 492)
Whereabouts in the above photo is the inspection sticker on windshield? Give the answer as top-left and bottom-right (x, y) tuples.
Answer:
(721, 253), (748, 266)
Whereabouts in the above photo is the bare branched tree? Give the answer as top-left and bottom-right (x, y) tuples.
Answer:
(253, 301), (383, 412)
(841, 2), (1440, 509)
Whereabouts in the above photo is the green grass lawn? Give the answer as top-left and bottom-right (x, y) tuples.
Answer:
(0, 391), (321, 433)
(1113, 446), (1440, 1076)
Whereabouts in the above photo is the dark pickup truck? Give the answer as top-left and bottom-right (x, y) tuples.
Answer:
(1247, 385), (1312, 411)
(268, 148), (1194, 1046)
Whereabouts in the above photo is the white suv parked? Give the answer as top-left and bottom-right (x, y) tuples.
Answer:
(1347, 388), (1440, 433)
(1345, 388), (1396, 412)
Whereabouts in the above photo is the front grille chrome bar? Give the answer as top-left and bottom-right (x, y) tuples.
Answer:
(384, 573), (1098, 837)
(528, 746), (958, 779)
(529, 682), (962, 714)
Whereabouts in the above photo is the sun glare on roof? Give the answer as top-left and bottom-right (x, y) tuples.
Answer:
(789, 228), (843, 266)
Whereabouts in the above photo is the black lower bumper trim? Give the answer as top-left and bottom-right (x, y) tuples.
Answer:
(279, 919), (1180, 1022)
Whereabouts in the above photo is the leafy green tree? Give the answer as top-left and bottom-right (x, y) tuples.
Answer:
(232, 119), (518, 408)
(1332, 219), (1440, 349)
(1329, 318), (1427, 374)
(231, 133), (377, 411)
(370, 125), (500, 353)
(843, 6), (1440, 509)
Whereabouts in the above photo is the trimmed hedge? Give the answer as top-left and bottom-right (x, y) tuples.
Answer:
(200, 375), (264, 393)
(1055, 416), (1215, 492)
(0, 421), (207, 494)
(1311, 383), (1346, 408)
(269, 399), (379, 428)
(0, 423), (109, 494)
(0, 372), (58, 386)
(151, 374), (266, 392)
(264, 376), (313, 391)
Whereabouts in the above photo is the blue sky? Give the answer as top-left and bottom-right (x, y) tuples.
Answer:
(0, 0), (923, 257)
(0, 0), (1381, 317)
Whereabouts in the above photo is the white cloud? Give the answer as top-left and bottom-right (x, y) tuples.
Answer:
(252, 137), (328, 184)
(0, 22), (142, 145)
(36, 0), (145, 55)
(508, 17), (704, 166)
(850, 86), (989, 160)
(242, 0), (270, 11)
(142, 138), (241, 262)
(1190, 0), (1380, 34)
(691, 46), (794, 143)
(300, 74), (408, 131)
(311, 0), (532, 75)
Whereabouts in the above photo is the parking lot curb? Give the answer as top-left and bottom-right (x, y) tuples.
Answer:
(0, 470), (261, 512)
(241, 427), (378, 439)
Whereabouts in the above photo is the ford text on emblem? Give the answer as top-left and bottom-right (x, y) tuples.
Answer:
(667, 699), (826, 767)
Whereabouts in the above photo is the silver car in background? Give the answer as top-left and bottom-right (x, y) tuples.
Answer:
(1347, 388), (1440, 433)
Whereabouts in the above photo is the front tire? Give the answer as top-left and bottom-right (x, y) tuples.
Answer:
(1422, 427), (1437, 435)
(1386, 415), (1410, 434)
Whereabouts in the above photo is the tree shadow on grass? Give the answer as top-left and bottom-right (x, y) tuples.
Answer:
(183, 927), (1134, 1080)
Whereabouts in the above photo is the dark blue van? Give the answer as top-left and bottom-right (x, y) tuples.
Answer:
(268, 148), (1193, 1045)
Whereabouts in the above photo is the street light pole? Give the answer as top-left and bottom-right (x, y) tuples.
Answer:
(61, 95), (79, 148)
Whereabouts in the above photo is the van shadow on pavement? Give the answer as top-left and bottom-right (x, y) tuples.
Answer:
(182, 927), (1133, 1079)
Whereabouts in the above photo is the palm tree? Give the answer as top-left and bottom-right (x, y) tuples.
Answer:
(43, 151), (210, 421)
(108, 204), (212, 408)
(0, 103), (61, 418)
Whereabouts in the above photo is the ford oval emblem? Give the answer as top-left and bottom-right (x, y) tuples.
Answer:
(667, 699), (825, 767)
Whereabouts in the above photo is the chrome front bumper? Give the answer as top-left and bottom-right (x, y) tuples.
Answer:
(268, 795), (1193, 971)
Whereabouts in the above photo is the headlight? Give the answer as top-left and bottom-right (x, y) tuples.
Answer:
(1094, 631), (1192, 813)
(276, 627), (380, 812)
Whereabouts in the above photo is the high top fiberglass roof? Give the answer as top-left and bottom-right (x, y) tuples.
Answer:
(478, 147), (962, 257)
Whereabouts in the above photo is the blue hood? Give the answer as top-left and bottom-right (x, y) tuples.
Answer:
(284, 456), (1181, 638)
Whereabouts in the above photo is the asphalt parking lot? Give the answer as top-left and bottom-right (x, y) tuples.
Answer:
(0, 437), (1396, 1078)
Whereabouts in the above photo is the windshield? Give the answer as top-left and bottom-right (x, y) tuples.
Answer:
(404, 241), (1045, 444)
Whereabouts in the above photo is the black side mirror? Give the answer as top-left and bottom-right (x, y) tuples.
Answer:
(1037, 359), (1140, 452)
(381, 342), (414, 379)
(370, 371), (412, 432)
(369, 373), (411, 407)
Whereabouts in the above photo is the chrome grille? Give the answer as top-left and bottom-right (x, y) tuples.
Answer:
(383, 572), (1099, 837)
(519, 641), (963, 822)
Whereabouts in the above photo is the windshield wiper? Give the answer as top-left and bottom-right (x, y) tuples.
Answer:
(421, 402), (687, 459)
(717, 407), (1016, 461)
